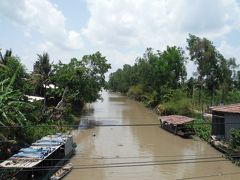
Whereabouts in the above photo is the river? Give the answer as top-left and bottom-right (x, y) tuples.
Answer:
(66, 91), (240, 180)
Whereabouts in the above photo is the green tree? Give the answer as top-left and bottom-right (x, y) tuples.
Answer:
(0, 51), (27, 91)
(32, 53), (52, 108)
(187, 34), (219, 105)
(52, 52), (111, 110)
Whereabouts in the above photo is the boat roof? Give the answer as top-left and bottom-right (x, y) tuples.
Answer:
(210, 103), (240, 114)
(0, 133), (72, 169)
(160, 115), (194, 125)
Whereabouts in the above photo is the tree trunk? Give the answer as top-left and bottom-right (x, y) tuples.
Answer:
(221, 83), (225, 104)
(56, 86), (69, 109)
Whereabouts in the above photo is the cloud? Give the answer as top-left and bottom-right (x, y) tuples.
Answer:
(0, 0), (84, 50)
(84, 0), (240, 49)
(82, 0), (240, 73)
(218, 41), (240, 61)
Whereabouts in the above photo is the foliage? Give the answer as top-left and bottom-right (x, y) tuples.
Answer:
(31, 53), (52, 98)
(127, 85), (144, 100)
(0, 54), (27, 91)
(157, 90), (194, 116)
(22, 121), (69, 143)
(0, 79), (33, 127)
(109, 46), (187, 102)
(230, 128), (240, 149)
(193, 119), (211, 141)
(52, 52), (111, 105)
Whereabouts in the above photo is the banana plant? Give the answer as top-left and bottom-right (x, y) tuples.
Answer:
(0, 76), (32, 127)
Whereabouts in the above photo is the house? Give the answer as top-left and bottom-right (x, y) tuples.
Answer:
(211, 103), (240, 141)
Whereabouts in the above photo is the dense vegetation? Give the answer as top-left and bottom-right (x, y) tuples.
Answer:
(0, 49), (110, 159)
(109, 34), (240, 115)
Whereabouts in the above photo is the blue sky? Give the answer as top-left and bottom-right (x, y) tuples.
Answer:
(1, 0), (240, 76)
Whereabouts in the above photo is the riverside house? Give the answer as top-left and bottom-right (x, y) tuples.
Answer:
(211, 104), (240, 141)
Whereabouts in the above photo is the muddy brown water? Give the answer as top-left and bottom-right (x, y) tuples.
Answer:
(66, 91), (240, 180)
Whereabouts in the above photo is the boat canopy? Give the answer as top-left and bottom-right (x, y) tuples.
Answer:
(0, 133), (72, 168)
(160, 115), (194, 125)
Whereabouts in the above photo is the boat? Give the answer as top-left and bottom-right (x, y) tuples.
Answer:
(210, 135), (240, 158)
(0, 133), (75, 180)
(50, 163), (73, 180)
(159, 115), (195, 138)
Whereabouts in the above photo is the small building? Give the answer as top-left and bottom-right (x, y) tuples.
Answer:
(211, 103), (240, 141)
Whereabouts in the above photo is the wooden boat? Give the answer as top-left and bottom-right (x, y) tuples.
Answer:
(159, 115), (195, 138)
(50, 163), (73, 180)
(210, 135), (240, 158)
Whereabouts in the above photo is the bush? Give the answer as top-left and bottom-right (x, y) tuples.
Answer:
(230, 128), (240, 149)
(158, 96), (194, 116)
(193, 119), (211, 141)
(127, 85), (144, 100)
(22, 121), (69, 143)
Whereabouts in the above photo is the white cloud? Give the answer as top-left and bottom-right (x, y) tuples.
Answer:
(84, 0), (240, 50)
(0, 0), (84, 50)
(218, 41), (240, 61)
(82, 0), (240, 73)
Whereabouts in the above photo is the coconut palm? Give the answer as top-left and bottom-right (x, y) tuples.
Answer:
(32, 53), (52, 108)
(0, 49), (12, 65)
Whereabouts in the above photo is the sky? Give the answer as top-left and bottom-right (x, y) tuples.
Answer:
(1, 0), (240, 77)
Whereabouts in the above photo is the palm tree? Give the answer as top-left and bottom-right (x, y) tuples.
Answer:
(32, 53), (52, 108)
(0, 49), (12, 65)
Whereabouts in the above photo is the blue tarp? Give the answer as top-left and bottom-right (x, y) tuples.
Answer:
(33, 141), (62, 146)
(13, 150), (49, 159)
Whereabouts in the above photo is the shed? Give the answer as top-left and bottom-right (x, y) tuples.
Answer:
(211, 103), (240, 141)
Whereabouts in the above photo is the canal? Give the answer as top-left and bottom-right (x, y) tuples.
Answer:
(66, 91), (240, 180)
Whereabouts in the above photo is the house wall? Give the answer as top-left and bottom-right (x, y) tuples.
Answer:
(212, 111), (225, 136)
(224, 113), (240, 141)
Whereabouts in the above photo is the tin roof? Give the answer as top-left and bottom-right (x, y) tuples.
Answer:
(0, 133), (72, 168)
(211, 103), (240, 114)
(160, 115), (194, 125)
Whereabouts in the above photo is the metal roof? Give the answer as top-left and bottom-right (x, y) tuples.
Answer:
(211, 103), (240, 114)
(0, 134), (72, 168)
(159, 115), (194, 125)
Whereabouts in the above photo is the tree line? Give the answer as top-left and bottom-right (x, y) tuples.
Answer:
(108, 34), (240, 115)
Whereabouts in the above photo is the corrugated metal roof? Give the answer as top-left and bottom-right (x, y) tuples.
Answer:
(211, 103), (240, 114)
(0, 134), (72, 168)
(160, 115), (194, 125)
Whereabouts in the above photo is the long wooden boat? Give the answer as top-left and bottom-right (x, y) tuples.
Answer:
(159, 115), (195, 138)
(50, 163), (73, 180)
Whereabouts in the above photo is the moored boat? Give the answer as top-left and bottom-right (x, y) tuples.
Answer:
(50, 163), (73, 180)
(159, 115), (195, 138)
(0, 133), (75, 180)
